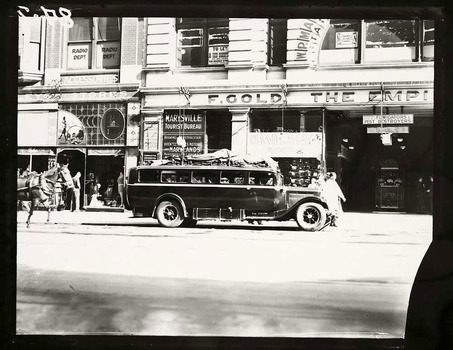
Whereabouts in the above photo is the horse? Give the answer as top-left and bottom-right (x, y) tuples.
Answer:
(17, 163), (74, 227)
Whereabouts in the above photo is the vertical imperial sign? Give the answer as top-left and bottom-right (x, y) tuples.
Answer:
(162, 109), (206, 158)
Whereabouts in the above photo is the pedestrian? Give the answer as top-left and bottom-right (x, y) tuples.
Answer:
(323, 172), (346, 227)
(71, 172), (81, 212)
(54, 181), (63, 210)
(117, 171), (124, 207)
(416, 176), (428, 214)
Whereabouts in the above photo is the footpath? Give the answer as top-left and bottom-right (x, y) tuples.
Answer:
(16, 209), (433, 235)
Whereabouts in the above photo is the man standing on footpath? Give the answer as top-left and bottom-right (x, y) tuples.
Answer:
(323, 172), (346, 227)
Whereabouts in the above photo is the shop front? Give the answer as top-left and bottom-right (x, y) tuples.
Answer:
(142, 82), (433, 213)
(56, 103), (130, 210)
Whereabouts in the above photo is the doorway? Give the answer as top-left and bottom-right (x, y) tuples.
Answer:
(57, 149), (86, 209)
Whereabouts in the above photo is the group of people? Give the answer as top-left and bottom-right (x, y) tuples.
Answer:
(311, 171), (346, 227)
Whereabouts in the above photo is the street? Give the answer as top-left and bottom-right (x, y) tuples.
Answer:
(16, 211), (432, 337)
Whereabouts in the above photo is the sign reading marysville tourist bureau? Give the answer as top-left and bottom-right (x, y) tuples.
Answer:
(162, 109), (206, 158)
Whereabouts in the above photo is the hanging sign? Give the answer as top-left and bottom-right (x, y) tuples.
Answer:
(367, 126), (410, 134)
(248, 132), (322, 158)
(363, 114), (414, 125)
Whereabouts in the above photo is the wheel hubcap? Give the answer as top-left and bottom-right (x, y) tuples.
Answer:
(303, 208), (319, 225)
(163, 206), (177, 221)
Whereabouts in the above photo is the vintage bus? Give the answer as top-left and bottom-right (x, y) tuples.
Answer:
(125, 164), (328, 231)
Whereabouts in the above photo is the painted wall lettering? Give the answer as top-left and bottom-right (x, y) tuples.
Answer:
(18, 5), (73, 28)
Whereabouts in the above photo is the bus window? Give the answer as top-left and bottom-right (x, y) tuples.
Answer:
(139, 169), (159, 183)
(220, 171), (245, 185)
(192, 171), (217, 184)
(162, 171), (190, 183)
(249, 171), (275, 186)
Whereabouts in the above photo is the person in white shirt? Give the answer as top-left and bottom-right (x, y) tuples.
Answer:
(323, 172), (346, 227)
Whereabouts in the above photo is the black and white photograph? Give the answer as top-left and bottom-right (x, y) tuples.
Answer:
(4, 2), (453, 350)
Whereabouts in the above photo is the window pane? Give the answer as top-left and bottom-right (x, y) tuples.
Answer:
(208, 26), (228, 65)
(67, 44), (91, 69)
(29, 17), (42, 43)
(178, 28), (203, 66)
(69, 18), (92, 42)
(321, 20), (359, 50)
(249, 172), (275, 186)
(319, 20), (359, 65)
(97, 18), (121, 41)
(366, 20), (415, 47)
(364, 20), (416, 62)
(269, 19), (287, 66)
(139, 170), (159, 183)
(422, 20), (434, 61)
(250, 109), (302, 133)
(162, 171), (190, 183)
(192, 171), (216, 183)
(96, 41), (120, 68)
(220, 171), (245, 185)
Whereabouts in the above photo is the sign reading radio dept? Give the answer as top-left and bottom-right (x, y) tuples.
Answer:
(162, 109), (206, 158)
(363, 114), (414, 125)
(100, 109), (125, 140)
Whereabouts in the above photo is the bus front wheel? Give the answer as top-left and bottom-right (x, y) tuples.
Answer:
(295, 202), (326, 231)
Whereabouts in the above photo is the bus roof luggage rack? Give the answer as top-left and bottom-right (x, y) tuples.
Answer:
(151, 149), (281, 172)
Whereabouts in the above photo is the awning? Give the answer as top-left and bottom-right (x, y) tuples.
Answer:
(87, 148), (124, 156)
(18, 148), (56, 156)
(57, 148), (86, 154)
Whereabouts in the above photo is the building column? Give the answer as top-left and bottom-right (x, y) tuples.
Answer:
(229, 108), (249, 155)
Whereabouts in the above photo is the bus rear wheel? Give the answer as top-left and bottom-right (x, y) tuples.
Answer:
(295, 202), (326, 231)
(156, 200), (184, 228)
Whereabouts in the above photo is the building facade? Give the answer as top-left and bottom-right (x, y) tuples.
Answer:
(18, 17), (434, 213)
(141, 18), (434, 213)
(18, 16), (144, 209)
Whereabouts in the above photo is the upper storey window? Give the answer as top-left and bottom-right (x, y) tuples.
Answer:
(319, 19), (434, 65)
(176, 18), (229, 67)
(67, 17), (121, 70)
(268, 19), (287, 66)
(18, 17), (44, 73)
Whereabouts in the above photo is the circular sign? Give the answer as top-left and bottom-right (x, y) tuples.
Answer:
(100, 108), (125, 140)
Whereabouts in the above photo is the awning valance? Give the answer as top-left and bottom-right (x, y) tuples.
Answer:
(87, 148), (124, 156)
(18, 148), (56, 156)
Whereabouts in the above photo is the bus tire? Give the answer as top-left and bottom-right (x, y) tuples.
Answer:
(156, 200), (184, 228)
(295, 202), (326, 231)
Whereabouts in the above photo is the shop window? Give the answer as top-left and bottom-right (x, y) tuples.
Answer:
(67, 17), (121, 70)
(249, 109), (304, 133)
(364, 20), (416, 62)
(319, 20), (360, 64)
(268, 19), (287, 66)
(176, 18), (229, 67)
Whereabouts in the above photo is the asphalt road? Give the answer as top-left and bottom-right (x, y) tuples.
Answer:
(16, 213), (432, 337)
